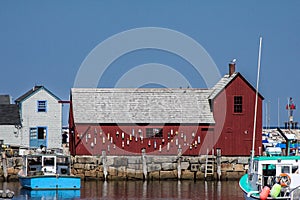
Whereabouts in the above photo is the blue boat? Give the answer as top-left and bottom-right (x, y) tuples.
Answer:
(18, 153), (81, 190)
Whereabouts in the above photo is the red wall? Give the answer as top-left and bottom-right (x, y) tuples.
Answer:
(213, 75), (263, 156)
(72, 124), (213, 156)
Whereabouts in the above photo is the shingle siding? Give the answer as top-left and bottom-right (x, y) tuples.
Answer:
(71, 88), (215, 124)
(0, 125), (21, 146)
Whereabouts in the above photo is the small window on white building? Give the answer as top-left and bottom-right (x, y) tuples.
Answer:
(37, 127), (47, 139)
(37, 100), (47, 112)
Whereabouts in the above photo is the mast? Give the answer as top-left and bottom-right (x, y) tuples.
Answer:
(251, 36), (263, 160)
(278, 98), (280, 128)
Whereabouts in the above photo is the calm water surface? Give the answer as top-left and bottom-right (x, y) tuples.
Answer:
(2, 180), (243, 199)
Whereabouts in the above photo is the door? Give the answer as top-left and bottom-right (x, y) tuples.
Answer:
(30, 127), (47, 148)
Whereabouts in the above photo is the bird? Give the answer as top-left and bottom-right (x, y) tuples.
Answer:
(231, 58), (237, 63)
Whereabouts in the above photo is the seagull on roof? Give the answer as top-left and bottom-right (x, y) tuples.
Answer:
(231, 58), (237, 63)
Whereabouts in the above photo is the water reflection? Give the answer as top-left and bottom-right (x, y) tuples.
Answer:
(3, 180), (243, 199)
(20, 189), (80, 200)
(81, 180), (242, 200)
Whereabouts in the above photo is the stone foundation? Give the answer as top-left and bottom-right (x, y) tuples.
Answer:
(71, 155), (248, 181)
(0, 155), (249, 181)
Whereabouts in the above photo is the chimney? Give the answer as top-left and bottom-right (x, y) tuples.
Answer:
(229, 62), (236, 76)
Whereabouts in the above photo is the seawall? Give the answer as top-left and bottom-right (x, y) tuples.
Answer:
(0, 154), (249, 181)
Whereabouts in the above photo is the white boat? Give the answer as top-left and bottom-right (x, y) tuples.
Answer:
(18, 152), (81, 190)
(239, 37), (300, 199)
(239, 156), (300, 199)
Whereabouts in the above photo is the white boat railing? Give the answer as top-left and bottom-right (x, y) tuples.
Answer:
(247, 191), (259, 197)
(289, 185), (300, 200)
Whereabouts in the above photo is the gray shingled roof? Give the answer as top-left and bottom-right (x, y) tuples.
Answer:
(15, 86), (61, 103)
(71, 88), (215, 124)
(208, 72), (263, 100)
(208, 72), (238, 100)
(0, 104), (21, 125)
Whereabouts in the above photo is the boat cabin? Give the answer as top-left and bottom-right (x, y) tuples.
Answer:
(249, 156), (300, 192)
(22, 154), (71, 177)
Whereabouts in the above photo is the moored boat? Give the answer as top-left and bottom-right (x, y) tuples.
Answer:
(239, 37), (300, 199)
(239, 156), (300, 199)
(18, 151), (81, 190)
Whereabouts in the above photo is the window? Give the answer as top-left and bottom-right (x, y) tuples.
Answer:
(30, 128), (37, 139)
(43, 157), (55, 166)
(37, 100), (47, 112)
(281, 165), (291, 174)
(146, 128), (163, 138)
(37, 127), (47, 139)
(234, 96), (243, 113)
(30, 127), (47, 139)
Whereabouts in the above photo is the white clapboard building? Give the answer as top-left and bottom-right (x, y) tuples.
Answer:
(15, 86), (62, 148)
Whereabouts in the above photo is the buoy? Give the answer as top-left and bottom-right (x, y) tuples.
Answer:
(259, 186), (270, 200)
(270, 183), (281, 198)
(0, 189), (14, 199)
(279, 173), (291, 187)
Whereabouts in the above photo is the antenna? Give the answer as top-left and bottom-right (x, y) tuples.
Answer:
(251, 36), (263, 160)
(278, 98), (280, 128)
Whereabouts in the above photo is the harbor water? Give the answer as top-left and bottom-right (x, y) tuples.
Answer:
(1, 180), (243, 199)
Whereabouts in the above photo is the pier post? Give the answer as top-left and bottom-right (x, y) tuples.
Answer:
(216, 148), (221, 180)
(102, 151), (108, 180)
(142, 148), (147, 180)
(1, 152), (7, 181)
(177, 148), (182, 180)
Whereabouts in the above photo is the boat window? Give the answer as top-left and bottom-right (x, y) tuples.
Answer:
(28, 157), (42, 165)
(44, 157), (55, 166)
(292, 165), (299, 173)
(254, 161), (258, 172)
(281, 166), (291, 173)
(263, 164), (276, 176)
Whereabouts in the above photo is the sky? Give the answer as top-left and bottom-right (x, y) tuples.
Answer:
(0, 0), (299, 127)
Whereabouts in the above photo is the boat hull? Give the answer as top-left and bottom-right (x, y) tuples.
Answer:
(242, 192), (258, 200)
(19, 175), (81, 190)
(241, 191), (291, 200)
(239, 174), (260, 199)
(239, 174), (292, 200)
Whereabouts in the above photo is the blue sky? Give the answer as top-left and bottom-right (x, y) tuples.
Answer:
(0, 1), (299, 126)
